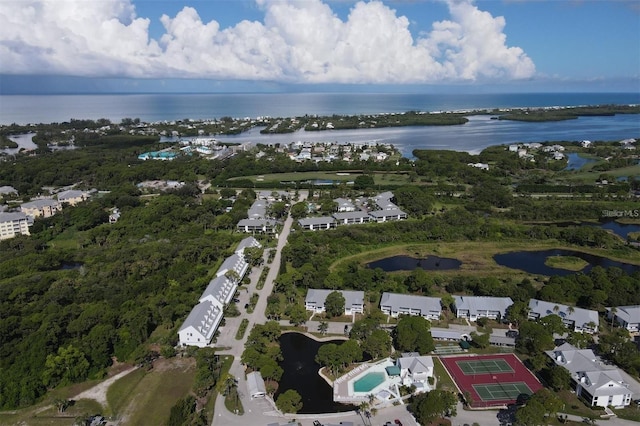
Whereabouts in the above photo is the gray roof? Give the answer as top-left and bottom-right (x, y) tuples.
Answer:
(236, 236), (262, 253)
(546, 343), (631, 398)
(368, 209), (406, 218)
(21, 199), (59, 209)
(454, 296), (513, 315)
(332, 211), (370, 220)
(334, 198), (355, 208)
(608, 305), (640, 324)
(380, 292), (442, 313)
(0, 211), (28, 222)
(246, 371), (266, 397)
(247, 199), (268, 219)
(431, 329), (465, 340)
(178, 300), (222, 341)
(0, 186), (17, 195)
(200, 275), (235, 305)
(529, 299), (599, 329)
(57, 189), (87, 201)
(216, 253), (247, 277)
(397, 355), (434, 373)
(489, 335), (516, 346)
(305, 289), (364, 309)
(237, 218), (277, 227)
(298, 216), (336, 226)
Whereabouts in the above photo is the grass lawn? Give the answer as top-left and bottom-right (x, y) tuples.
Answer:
(114, 357), (196, 426)
(106, 368), (147, 416)
(433, 357), (457, 393)
(565, 163), (640, 183)
(544, 255), (589, 271)
(228, 170), (414, 186)
(329, 240), (640, 277)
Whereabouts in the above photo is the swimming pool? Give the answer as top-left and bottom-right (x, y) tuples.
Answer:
(353, 372), (386, 392)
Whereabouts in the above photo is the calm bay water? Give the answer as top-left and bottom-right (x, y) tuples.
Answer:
(1, 92), (639, 155)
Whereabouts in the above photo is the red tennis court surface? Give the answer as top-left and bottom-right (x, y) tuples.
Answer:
(440, 354), (542, 408)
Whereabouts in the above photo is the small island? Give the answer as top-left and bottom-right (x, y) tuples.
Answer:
(544, 255), (589, 271)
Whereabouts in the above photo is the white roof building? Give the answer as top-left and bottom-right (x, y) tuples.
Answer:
(247, 371), (267, 399)
(305, 289), (365, 315)
(454, 296), (513, 321)
(396, 353), (434, 390)
(178, 301), (222, 348)
(607, 305), (640, 333)
(215, 253), (249, 280)
(379, 293), (442, 320)
(528, 299), (599, 333)
(546, 343), (633, 408)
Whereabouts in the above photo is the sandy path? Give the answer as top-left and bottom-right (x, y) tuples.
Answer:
(73, 366), (139, 407)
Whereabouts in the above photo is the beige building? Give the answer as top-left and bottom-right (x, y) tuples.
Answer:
(57, 190), (89, 206)
(20, 199), (61, 218)
(0, 212), (30, 240)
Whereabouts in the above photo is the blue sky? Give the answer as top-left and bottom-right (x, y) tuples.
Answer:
(0, 0), (638, 93)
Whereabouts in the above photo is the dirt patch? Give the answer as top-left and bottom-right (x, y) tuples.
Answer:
(152, 356), (195, 373)
(73, 366), (139, 408)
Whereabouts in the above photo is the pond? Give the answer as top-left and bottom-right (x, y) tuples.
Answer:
(275, 332), (355, 414)
(493, 249), (640, 277)
(538, 221), (640, 240)
(367, 255), (462, 272)
(563, 152), (598, 171)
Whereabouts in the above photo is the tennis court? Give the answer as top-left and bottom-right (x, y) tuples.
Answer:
(457, 358), (514, 375)
(440, 354), (542, 408)
(473, 382), (533, 401)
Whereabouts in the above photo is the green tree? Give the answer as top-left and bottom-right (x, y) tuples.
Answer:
(394, 315), (435, 354)
(286, 304), (308, 326)
(290, 202), (308, 220)
(276, 389), (302, 414)
(470, 331), (491, 349)
(362, 329), (391, 359)
(517, 321), (554, 355)
(514, 397), (546, 426)
(325, 291), (346, 318)
(354, 175), (375, 190)
(42, 345), (90, 388)
(409, 390), (457, 425)
(318, 321), (329, 335)
(548, 365), (571, 391)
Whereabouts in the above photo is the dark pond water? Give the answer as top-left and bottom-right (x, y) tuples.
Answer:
(493, 249), (640, 277)
(275, 332), (355, 414)
(564, 152), (598, 171)
(60, 262), (83, 270)
(367, 255), (462, 272)
(539, 221), (640, 240)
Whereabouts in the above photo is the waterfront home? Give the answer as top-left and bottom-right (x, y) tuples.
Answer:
(0, 212), (30, 240)
(453, 296), (513, 322)
(528, 299), (599, 333)
(396, 353), (434, 391)
(606, 305), (640, 333)
(546, 343), (633, 408)
(379, 293), (442, 320)
(305, 289), (365, 315)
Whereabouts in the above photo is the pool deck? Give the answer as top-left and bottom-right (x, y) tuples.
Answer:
(333, 358), (403, 404)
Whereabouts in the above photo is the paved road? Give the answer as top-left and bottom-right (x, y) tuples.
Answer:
(212, 213), (295, 426)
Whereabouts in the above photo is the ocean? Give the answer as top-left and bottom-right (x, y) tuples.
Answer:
(1, 92), (639, 155)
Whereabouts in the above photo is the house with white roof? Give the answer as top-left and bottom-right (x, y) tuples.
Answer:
(546, 343), (633, 408)
(20, 199), (61, 218)
(235, 236), (262, 255)
(305, 289), (365, 315)
(396, 353), (434, 392)
(237, 218), (277, 233)
(528, 299), (599, 334)
(0, 212), (30, 240)
(334, 198), (356, 212)
(454, 296), (513, 322)
(607, 305), (640, 333)
(178, 300), (223, 348)
(247, 371), (267, 399)
(215, 253), (249, 280)
(199, 275), (236, 308)
(0, 186), (18, 196)
(368, 209), (407, 223)
(379, 293), (442, 320)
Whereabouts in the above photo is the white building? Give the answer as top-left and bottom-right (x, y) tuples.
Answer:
(57, 189), (89, 206)
(247, 371), (267, 399)
(454, 296), (513, 322)
(305, 289), (364, 315)
(396, 353), (434, 392)
(0, 212), (30, 240)
(607, 305), (640, 333)
(546, 343), (633, 408)
(178, 301), (222, 348)
(379, 293), (442, 320)
(528, 299), (599, 333)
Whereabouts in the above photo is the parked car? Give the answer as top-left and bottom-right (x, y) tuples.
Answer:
(232, 298), (240, 303)
(313, 421), (322, 426)
(394, 420), (403, 426)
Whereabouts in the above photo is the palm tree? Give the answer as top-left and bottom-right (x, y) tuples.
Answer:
(610, 306), (618, 332)
(318, 321), (328, 335)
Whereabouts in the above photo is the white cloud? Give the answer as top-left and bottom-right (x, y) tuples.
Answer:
(0, 0), (535, 83)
